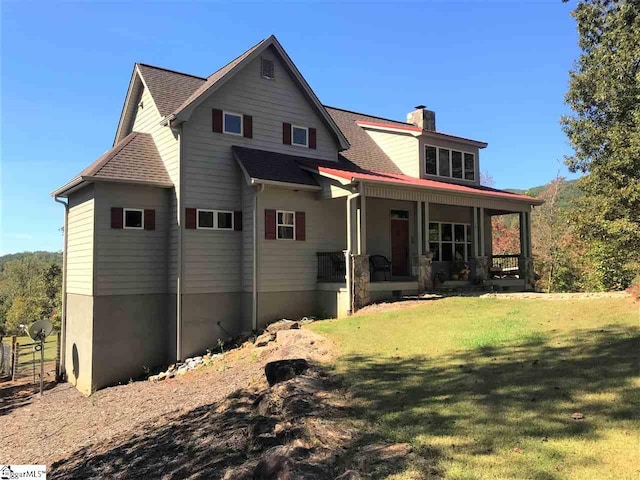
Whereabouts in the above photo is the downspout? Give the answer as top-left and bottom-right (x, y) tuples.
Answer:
(176, 124), (185, 361)
(54, 196), (68, 379)
(345, 190), (361, 315)
(252, 183), (266, 331)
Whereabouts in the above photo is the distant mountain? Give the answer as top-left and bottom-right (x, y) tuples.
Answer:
(507, 179), (582, 210)
(0, 251), (62, 270)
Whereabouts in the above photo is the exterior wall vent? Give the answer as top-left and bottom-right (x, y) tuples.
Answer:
(261, 58), (275, 80)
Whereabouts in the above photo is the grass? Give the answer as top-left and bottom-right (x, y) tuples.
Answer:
(2, 334), (58, 362)
(310, 297), (640, 479)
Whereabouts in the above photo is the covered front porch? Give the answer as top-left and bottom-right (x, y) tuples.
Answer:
(313, 177), (538, 313)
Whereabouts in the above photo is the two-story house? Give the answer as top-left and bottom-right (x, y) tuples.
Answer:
(52, 35), (542, 393)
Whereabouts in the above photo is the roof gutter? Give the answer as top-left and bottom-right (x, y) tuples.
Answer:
(53, 196), (68, 381)
(249, 178), (321, 191)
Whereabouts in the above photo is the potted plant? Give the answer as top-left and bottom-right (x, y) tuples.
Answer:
(460, 263), (471, 281)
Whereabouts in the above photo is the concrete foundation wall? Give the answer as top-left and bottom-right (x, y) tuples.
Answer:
(65, 294), (94, 394)
(91, 294), (168, 390)
(256, 290), (317, 329)
(181, 292), (243, 358)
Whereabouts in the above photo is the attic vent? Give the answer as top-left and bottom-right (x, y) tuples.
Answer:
(261, 58), (275, 80)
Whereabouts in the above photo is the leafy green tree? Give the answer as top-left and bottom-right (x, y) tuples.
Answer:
(561, 0), (640, 290)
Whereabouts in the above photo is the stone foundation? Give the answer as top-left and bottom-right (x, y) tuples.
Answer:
(519, 256), (536, 291)
(415, 253), (434, 293)
(474, 256), (489, 282)
(352, 254), (370, 310)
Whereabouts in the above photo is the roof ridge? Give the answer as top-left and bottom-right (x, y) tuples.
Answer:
(323, 105), (411, 126)
(204, 37), (268, 79)
(137, 63), (207, 81)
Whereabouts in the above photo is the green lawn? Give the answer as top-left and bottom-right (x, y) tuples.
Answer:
(310, 297), (639, 479)
(2, 334), (58, 362)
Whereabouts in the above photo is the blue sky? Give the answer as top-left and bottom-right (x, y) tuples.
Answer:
(0, 1), (579, 254)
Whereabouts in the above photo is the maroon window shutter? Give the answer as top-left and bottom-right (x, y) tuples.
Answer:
(234, 211), (243, 231)
(111, 207), (123, 229)
(243, 115), (253, 139)
(295, 211), (306, 241)
(185, 208), (197, 229)
(282, 123), (292, 145)
(144, 209), (156, 230)
(265, 209), (276, 239)
(212, 109), (223, 133)
(309, 128), (317, 149)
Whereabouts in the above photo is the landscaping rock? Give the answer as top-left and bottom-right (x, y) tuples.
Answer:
(264, 359), (310, 386)
(253, 446), (296, 480)
(255, 332), (276, 347)
(266, 319), (300, 334)
(356, 443), (412, 462)
(571, 412), (585, 420)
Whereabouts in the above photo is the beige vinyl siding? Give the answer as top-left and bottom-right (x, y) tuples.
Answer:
(93, 183), (170, 296)
(130, 79), (180, 293)
(181, 47), (340, 294)
(419, 137), (480, 186)
(242, 181), (256, 292)
(258, 188), (346, 293)
(66, 185), (95, 295)
(366, 130), (419, 177)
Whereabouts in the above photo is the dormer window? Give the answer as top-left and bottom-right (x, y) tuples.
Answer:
(425, 145), (475, 181)
(223, 111), (243, 136)
(261, 58), (275, 80)
(292, 126), (308, 147)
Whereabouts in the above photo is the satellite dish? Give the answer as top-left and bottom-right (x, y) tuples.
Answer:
(27, 319), (53, 342)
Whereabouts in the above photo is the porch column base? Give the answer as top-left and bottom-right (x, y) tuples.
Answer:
(474, 256), (490, 282)
(519, 256), (536, 291)
(352, 254), (370, 311)
(416, 252), (434, 293)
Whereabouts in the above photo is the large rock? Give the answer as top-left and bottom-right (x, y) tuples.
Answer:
(266, 319), (300, 334)
(264, 359), (310, 386)
(254, 332), (276, 347)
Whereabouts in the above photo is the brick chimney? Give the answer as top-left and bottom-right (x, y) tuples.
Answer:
(407, 105), (436, 131)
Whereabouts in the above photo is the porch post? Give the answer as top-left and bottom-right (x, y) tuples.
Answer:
(417, 201), (423, 255)
(424, 202), (430, 252)
(473, 207), (489, 283)
(519, 210), (535, 291)
(358, 192), (367, 255)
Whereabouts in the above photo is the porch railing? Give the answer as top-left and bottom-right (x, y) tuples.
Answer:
(490, 254), (520, 278)
(317, 251), (346, 282)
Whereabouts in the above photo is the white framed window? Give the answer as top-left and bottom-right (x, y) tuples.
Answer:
(276, 210), (295, 240)
(123, 208), (144, 230)
(291, 126), (308, 147)
(197, 209), (234, 230)
(223, 111), (243, 136)
(425, 144), (475, 181)
(428, 222), (472, 262)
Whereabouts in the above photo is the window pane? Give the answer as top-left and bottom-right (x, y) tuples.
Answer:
(441, 223), (452, 242)
(429, 243), (440, 261)
(278, 226), (294, 239)
(125, 210), (142, 228)
(390, 209), (409, 219)
(198, 211), (214, 228)
(464, 153), (475, 181)
(452, 151), (463, 178)
(442, 243), (453, 261)
(217, 212), (233, 229)
(425, 146), (437, 175)
(439, 149), (450, 177)
(278, 211), (294, 225)
(428, 223), (439, 241)
(292, 127), (307, 146)
(224, 113), (242, 134)
(466, 225), (472, 243)
(455, 243), (465, 261)
(454, 224), (465, 242)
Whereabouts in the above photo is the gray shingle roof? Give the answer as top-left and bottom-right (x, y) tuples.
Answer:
(324, 107), (403, 174)
(136, 64), (206, 117)
(232, 146), (320, 187)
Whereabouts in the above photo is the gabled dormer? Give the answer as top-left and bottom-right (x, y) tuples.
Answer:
(356, 106), (487, 185)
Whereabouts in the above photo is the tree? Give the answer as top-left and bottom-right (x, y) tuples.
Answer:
(561, 0), (640, 290)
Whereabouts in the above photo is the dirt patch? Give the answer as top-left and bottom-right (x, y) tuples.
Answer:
(354, 291), (632, 316)
(0, 327), (335, 468)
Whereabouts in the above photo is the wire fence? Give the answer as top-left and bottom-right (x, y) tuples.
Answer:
(1, 333), (60, 385)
